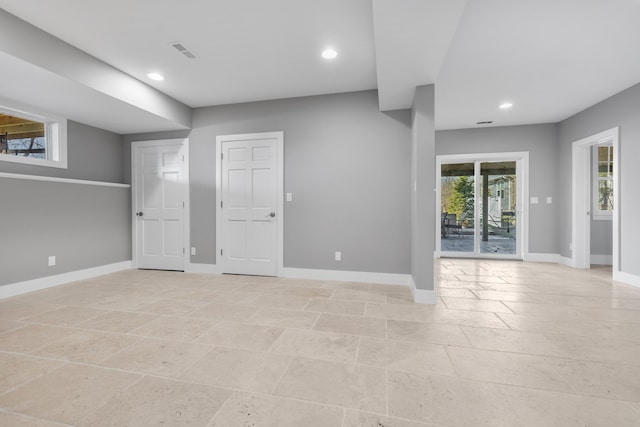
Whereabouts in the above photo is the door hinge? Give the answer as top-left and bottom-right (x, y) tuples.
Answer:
(183, 248), (185, 254)
(221, 153), (223, 160)
(220, 249), (223, 256)
(183, 201), (185, 208)
(220, 201), (223, 208)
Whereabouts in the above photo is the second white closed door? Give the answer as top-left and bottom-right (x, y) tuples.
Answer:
(221, 136), (279, 276)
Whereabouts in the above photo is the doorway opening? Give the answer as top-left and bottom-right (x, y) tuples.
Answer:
(571, 127), (619, 273)
(436, 152), (528, 259)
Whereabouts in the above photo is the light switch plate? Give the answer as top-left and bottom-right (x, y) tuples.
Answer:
(286, 192), (293, 202)
(531, 197), (539, 204)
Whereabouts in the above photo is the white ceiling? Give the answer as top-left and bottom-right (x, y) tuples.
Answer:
(0, 0), (639, 133)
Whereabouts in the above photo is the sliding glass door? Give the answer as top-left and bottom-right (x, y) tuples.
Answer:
(438, 153), (525, 259)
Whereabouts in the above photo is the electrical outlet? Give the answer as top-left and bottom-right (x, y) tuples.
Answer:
(335, 251), (341, 261)
(48, 256), (56, 266)
(191, 247), (196, 255)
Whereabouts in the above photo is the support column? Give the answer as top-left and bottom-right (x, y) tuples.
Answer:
(411, 85), (436, 304)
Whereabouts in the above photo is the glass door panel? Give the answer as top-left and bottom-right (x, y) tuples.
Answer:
(440, 163), (475, 253)
(479, 161), (517, 255)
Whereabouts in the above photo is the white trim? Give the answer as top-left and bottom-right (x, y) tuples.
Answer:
(281, 267), (412, 287)
(523, 252), (561, 263)
(613, 271), (640, 289)
(0, 98), (68, 169)
(435, 151), (528, 260)
(557, 255), (575, 268)
(590, 254), (612, 265)
(185, 263), (221, 274)
(407, 275), (437, 304)
(0, 172), (130, 188)
(216, 131), (285, 277)
(131, 138), (190, 271)
(414, 289), (437, 304)
(439, 252), (521, 260)
(571, 127), (619, 271)
(0, 261), (132, 299)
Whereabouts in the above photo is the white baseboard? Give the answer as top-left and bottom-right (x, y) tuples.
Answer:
(281, 267), (412, 286)
(407, 275), (437, 305)
(0, 261), (133, 299)
(523, 252), (561, 263)
(185, 263), (221, 274)
(613, 270), (640, 289)
(557, 255), (575, 267)
(414, 289), (437, 304)
(590, 254), (612, 265)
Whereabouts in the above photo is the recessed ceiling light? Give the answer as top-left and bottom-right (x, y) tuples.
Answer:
(499, 102), (513, 110)
(322, 48), (337, 59)
(147, 72), (164, 81)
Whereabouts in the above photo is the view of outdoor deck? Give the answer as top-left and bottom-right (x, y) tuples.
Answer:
(440, 160), (518, 256)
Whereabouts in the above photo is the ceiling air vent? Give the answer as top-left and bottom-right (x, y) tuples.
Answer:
(170, 42), (198, 59)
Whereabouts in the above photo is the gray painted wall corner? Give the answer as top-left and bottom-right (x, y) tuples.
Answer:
(558, 82), (640, 276)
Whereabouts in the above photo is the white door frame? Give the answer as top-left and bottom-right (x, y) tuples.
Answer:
(215, 131), (284, 276)
(571, 127), (619, 270)
(435, 151), (529, 260)
(131, 138), (190, 270)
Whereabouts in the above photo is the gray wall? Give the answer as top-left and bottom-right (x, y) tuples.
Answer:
(436, 124), (559, 255)
(591, 219), (612, 257)
(124, 90), (412, 274)
(0, 121), (130, 286)
(411, 85), (436, 292)
(192, 90), (412, 273)
(0, 180), (130, 285)
(558, 82), (640, 275)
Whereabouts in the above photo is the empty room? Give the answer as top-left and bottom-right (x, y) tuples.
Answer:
(1, 1), (640, 426)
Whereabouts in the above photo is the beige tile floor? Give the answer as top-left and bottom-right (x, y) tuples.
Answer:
(1, 260), (640, 426)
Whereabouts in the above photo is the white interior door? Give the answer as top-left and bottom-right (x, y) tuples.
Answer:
(133, 140), (187, 271)
(219, 133), (281, 276)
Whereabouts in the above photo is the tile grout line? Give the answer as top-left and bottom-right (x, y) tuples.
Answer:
(269, 354), (296, 395)
(204, 389), (236, 427)
(0, 408), (73, 426)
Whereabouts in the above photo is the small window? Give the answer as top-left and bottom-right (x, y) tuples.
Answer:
(592, 143), (613, 219)
(0, 101), (67, 169)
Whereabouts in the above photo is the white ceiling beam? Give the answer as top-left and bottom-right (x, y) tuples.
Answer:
(0, 9), (191, 132)
(372, 0), (467, 111)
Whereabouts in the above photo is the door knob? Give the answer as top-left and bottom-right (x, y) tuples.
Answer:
(136, 212), (144, 217)
(266, 212), (276, 218)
